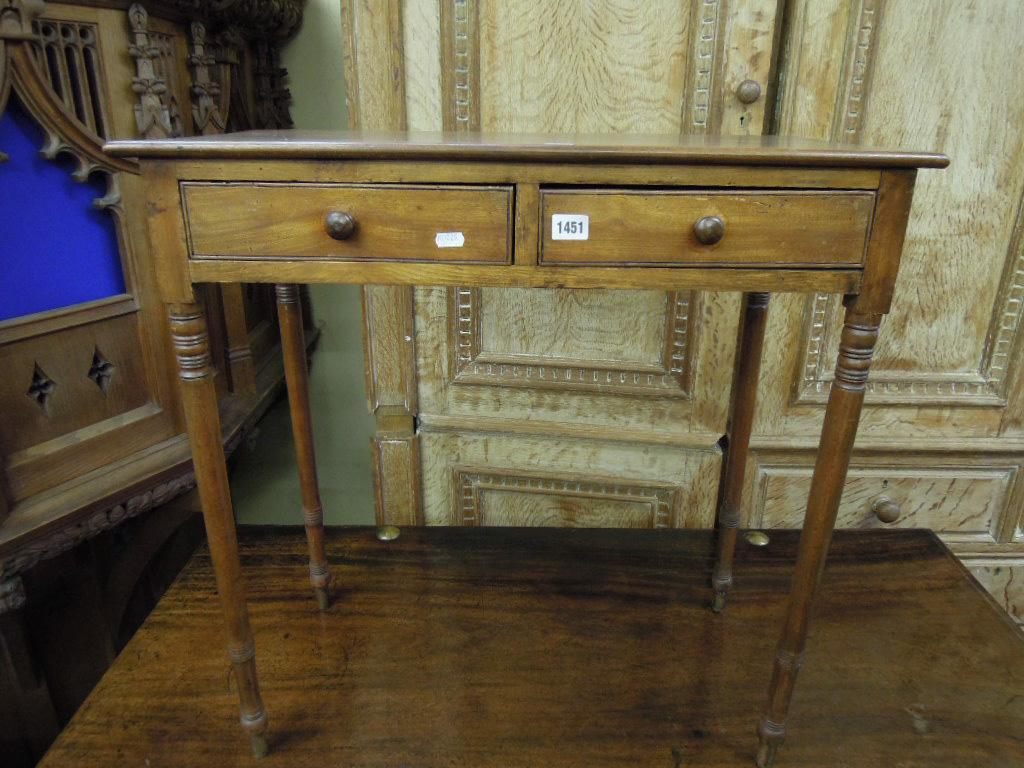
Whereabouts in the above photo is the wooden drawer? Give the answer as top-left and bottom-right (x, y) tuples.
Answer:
(182, 183), (513, 264)
(754, 464), (1013, 537)
(540, 189), (875, 267)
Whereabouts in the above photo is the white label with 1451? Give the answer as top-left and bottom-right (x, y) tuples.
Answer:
(551, 214), (589, 241)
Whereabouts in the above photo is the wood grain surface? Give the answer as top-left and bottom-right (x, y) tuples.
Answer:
(38, 527), (1024, 768)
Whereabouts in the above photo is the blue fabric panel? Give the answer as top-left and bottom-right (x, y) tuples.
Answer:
(0, 94), (124, 321)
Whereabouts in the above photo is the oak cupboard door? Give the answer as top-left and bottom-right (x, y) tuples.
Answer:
(345, 0), (784, 527)
(763, 0), (1024, 439)
(748, 0), (1024, 615)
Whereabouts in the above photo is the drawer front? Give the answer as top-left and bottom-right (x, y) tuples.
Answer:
(182, 183), (513, 264)
(755, 465), (1012, 536)
(541, 189), (874, 267)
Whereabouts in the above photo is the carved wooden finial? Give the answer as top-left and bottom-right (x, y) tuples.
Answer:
(253, 39), (293, 129)
(188, 21), (225, 135)
(0, 0), (45, 41)
(126, 3), (171, 139)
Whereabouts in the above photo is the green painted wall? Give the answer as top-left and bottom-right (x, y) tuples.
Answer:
(231, 1), (376, 526)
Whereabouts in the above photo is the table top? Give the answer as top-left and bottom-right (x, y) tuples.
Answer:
(39, 527), (1023, 768)
(104, 131), (949, 168)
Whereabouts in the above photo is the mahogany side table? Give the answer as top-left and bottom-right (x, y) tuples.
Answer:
(105, 132), (948, 767)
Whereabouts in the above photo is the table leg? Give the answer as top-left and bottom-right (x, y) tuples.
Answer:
(755, 303), (881, 767)
(712, 292), (770, 612)
(276, 285), (331, 609)
(169, 303), (269, 758)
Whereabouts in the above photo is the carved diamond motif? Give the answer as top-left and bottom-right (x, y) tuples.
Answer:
(27, 363), (55, 410)
(88, 347), (114, 392)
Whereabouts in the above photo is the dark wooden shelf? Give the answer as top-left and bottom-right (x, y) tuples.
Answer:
(39, 527), (1024, 767)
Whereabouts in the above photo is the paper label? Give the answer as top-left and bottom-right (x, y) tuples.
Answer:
(551, 214), (589, 241)
(435, 231), (465, 248)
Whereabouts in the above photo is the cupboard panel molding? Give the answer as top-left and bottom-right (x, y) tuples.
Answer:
(447, 287), (697, 398)
(453, 466), (682, 529)
(439, 0), (477, 131)
(420, 430), (721, 529)
(685, 0), (726, 133)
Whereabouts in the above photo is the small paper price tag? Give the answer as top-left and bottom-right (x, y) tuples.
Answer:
(435, 231), (465, 248)
(551, 214), (589, 241)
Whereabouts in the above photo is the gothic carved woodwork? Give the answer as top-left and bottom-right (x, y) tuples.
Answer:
(187, 21), (224, 135)
(0, 0), (44, 40)
(253, 37), (290, 129)
(1, 0), (301, 572)
(345, 0), (1024, 626)
(126, 4), (171, 138)
(1, 2), (304, 764)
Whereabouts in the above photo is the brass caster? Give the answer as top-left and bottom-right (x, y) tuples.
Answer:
(250, 733), (269, 759)
(314, 585), (330, 610)
(376, 525), (400, 541)
(744, 530), (770, 547)
(711, 592), (727, 613)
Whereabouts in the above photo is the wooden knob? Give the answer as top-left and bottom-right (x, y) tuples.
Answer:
(694, 215), (725, 245)
(871, 495), (901, 524)
(325, 211), (356, 240)
(736, 79), (762, 104)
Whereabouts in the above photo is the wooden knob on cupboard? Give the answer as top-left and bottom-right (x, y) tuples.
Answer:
(736, 79), (762, 104)
(871, 495), (901, 524)
(325, 211), (357, 240)
(694, 215), (725, 245)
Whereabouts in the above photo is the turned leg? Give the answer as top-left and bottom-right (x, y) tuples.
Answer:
(712, 292), (770, 612)
(275, 285), (331, 609)
(169, 304), (269, 757)
(755, 304), (881, 767)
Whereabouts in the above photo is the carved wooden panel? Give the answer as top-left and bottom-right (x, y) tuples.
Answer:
(0, 314), (149, 455)
(415, 285), (737, 435)
(455, 468), (681, 528)
(448, 288), (696, 397)
(30, 16), (107, 138)
(421, 431), (721, 529)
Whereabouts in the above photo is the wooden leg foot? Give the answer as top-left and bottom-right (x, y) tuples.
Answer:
(170, 304), (269, 756)
(309, 558), (330, 609)
(755, 304), (881, 765)
(756, 717), (785, 767)
(277, 285), (333, 613)
(249, 733), (269, 759)
(711, 562), (732, 613)
(711, 589), (727, 613)
(314, 584), (330, 610)
(755, 734), (780, 768)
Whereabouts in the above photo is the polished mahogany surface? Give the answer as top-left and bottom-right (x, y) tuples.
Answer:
(39, 527), (1024, 768)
